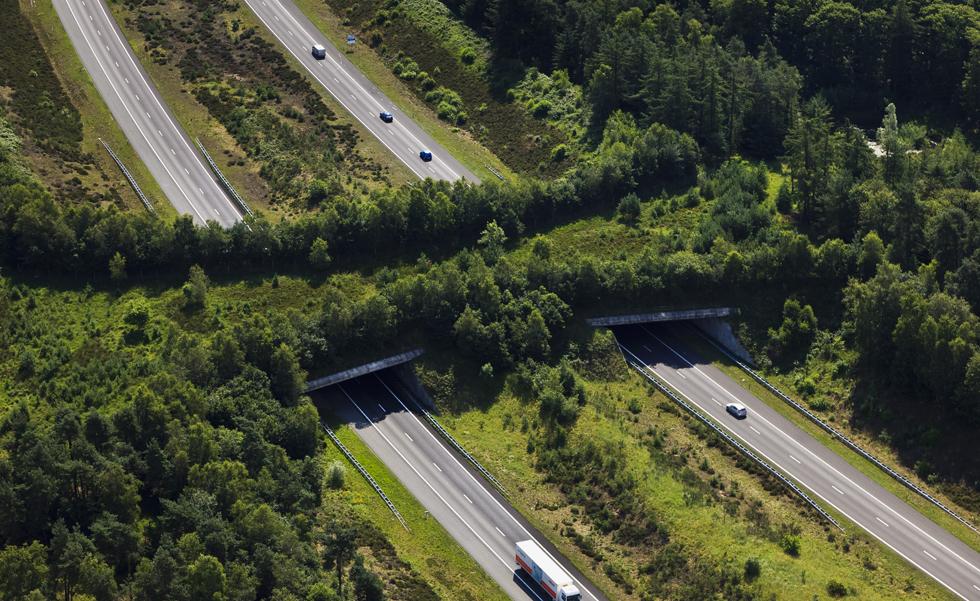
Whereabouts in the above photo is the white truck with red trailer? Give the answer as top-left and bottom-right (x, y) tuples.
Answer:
(515, 540), (582, 601)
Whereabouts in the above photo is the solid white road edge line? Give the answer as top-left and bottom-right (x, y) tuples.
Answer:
(372, 374), (603, 601)
(619, 341), (972, 601)
(242, 0), (434, 181)
(265, 0), (462, 179)
(336, 385), (549, 601)
(639, 326), (980, 578)
(89, 0), (240, 220)
(63, 0), (208, 223)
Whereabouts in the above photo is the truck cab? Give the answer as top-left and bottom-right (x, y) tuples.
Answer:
(516, 540), (582, 601)
(558, 588), (582, 601)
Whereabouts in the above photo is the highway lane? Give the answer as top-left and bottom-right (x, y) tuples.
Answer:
(54, 0), (242, 226)
(615, 322), (980, 601)
(241, 0), (479, 184)
(319, 373), (605, 601)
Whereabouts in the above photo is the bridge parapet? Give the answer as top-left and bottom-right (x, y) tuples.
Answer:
(587, 307), (737, 327)
(305, 349), (424, 393)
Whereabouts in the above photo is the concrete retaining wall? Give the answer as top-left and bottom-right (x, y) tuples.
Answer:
(693, 317), (753, 364)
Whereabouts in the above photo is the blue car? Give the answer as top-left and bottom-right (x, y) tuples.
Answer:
(419, 150), (433, 162)
(379, 111), (394, 123)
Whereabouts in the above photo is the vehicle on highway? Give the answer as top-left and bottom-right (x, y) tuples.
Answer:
(419, 150), (433, 162)
(312, 44), (326, 60)
(726, 402), (747, 419)
(515, 540), (581, 601)
(379, 111), (394, 123)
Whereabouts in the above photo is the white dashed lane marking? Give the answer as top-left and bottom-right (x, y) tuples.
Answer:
(495, 526), (506, 538)
(403, 432), (413, 442)
(924, 550), (937, 561)
(832, 485), (845, 495)
(433, 463), (443, 473)
(463, 494), (473, 504)
(789, 454), (802, 465)
(876, 517), (889, 528)
(748, 426), (761, 435)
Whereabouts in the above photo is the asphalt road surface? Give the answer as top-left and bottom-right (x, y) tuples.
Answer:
(317, 373), (605, 601)
(241, 0), (479, 183)
(54, 0), (242, 226)
(615, 321), (980, 601)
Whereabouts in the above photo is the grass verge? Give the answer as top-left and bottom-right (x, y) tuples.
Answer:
(681, 326), (980, 554)
(23, 0), (170, 216)
(423, 341), (955, 600)
(325, 422), (506, 600)
(290, 0), (514, 182)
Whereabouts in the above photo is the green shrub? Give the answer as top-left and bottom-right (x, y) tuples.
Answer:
(744, 558), (761, 582)
(550, 144), (568, 162)
(326, 460), (347, 489)
(780, 534), (801, 557)
(419, 74), (436, 91)
(684, 188), (700, 208)
(826, 580), (848, 597)
(531, 99), (552, 118)
(618, 193), (641, 224)
(460, 47), (476, 65)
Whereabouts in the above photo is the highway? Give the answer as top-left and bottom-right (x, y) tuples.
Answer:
(241, 0), (479, 183)
(318, 372), (605, 601)
(615, 321), (980, 601)
(54, 0), (242, 226)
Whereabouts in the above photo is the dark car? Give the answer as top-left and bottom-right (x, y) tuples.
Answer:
(379, 111), (394, 123)
(312, 44), (326, 60)
(419, 150), (433, 162)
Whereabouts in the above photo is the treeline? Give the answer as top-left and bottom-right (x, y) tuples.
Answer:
(444, 0), (980, 132)
(0, 275), (392, 600)
(0, 113), (697, 276)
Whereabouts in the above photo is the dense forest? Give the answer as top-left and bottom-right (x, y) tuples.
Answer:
(3, 0), (980, 598)
(444, 0), (980, 132)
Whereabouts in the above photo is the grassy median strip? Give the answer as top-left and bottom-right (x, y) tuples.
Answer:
(327, 423), (506, 600)
(680, 327), (980, 555)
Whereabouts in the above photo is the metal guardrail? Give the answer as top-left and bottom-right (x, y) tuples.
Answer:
(100, 138), (155, 215)
(485, 164), (504, 181)
(419, 407), (509, 497)
(375, 374), (509, 497)
(321, 422), (409, 531)
(692, 326), (980, 538)
(194, 137), (253, 218)
(623, 350), (844, 532)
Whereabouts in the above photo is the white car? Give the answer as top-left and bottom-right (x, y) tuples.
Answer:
(726, 402), (747, 419)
